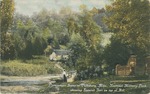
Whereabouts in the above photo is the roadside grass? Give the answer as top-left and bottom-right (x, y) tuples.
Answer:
(0, 55), (62, 76)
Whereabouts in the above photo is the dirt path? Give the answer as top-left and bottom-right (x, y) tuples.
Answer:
(0, 73), (76, 93)
(0, 74), (61, 93)
(55, 62), (64, 71)
(0, 63), (76, 93)
(0, 74), (61, 81)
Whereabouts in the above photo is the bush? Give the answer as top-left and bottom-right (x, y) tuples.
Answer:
(76, 65), (103, 80)
(43, 62), (62, 74)
(1, 60), (47, 76)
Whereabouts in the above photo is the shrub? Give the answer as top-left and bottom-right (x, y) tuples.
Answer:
(43, 62), (62, 74)
(76, 65), (104, 80)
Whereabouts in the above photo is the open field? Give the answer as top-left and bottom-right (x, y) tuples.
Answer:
(0, 56), (64, 76)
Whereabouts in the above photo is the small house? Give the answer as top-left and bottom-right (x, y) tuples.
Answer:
(49, 49), (72, 61)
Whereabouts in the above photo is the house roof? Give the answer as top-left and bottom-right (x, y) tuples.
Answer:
(130, 55), (136, 58)
(53, 49), (72, 55)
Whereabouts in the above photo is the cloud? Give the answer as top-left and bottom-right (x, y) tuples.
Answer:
(88, 0), (107, 9)
(68, 0), (83, 11)
(89, 0), (105, 5)
(14, 0), (54, 16)
(14, 0), (109, 16)
(69, 0), (83, 5)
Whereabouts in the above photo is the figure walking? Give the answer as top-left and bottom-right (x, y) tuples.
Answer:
(63, 69), (67, 82)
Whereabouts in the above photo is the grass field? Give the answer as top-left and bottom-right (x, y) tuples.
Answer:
(0, 56), (62, 76)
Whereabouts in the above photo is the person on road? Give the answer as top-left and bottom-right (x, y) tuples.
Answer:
(63, 69), (67, 82)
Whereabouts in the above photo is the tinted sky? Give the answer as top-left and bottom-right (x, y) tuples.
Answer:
(14, 0), (110, 16)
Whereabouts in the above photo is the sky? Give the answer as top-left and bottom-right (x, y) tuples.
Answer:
(14, 0), (110, 16)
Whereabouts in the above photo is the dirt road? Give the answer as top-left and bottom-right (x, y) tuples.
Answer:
(0, 74), (61, 93)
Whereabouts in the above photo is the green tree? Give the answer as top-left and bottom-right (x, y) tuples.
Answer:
(66, 17), (79, 35)
(1, 32), (15, 59)
(79, 5), (102, 50)
(68, 32), (86, 67)
(58, 33), (69, 45)
(0, 0), (15, 32)
(0, 0), (15, 60)
(14, 19), (44, 59)
(69, 5), (103, 79)
(104, 0), (150, 59)
(13, 31), (26, 58)
(16, 19), (25, 29)
(102, 36), (130, 70)
(42, 27), (51, 40)
(33, 36), (47, 55)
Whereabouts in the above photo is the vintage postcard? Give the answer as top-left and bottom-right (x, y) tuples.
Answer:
(0, 0), (150, 94)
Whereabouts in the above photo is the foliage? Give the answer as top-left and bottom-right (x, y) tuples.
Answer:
(42, 27), (51, 40)
(6, 9), (68, 59)
(104, 0), (150, 59)
(0, 0), (15, 60)
(66, 5), (103, 80)
(68, 32), (86, 67)
(77, 8), (103, 80)
(79, 6), (102, 49)
(76, 65), (103, 80)
(1, 32), (15, 60)
(13, 19), (48, 59)
(0, 0), (15, 32)
(58, 33), (69, 45)
(32, 36), (47, 55)
(44, 64), (61, 74)
(66, 17), (79, 35)
(44, 45), (53, 56)
(103, 36), (130, 69)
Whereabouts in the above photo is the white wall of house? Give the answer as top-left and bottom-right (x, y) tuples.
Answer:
(50, 52), (57, 60)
